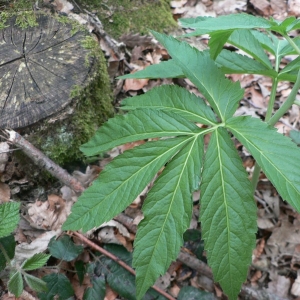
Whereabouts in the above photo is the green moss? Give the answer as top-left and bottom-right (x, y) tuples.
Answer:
(0, 0), (38, 28)
(54, 14), (85, 35)
(0, 12), (9, 29)
(76, 0), (177, 38)
(15, 11), (38, 28)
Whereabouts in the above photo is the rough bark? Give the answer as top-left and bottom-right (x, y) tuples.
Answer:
(0, 14), (95, 129)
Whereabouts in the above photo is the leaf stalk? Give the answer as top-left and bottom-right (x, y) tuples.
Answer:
(284, 34), (300, 56)
(265, 77), (279, 121)
(269, 69), (300, 126)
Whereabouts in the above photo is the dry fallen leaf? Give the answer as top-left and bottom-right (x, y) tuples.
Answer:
(105, 285), (118, 300)
(123, 77), (149, 91)
(27, 195), (70, 231)
(53, 0), (74, 14)
(0, 182), (10, 203)
(14, 230), (58, 265)
(213, 0), (246, 15)
(292, 270), (300, 296)
(0, 142), (9, 173)
(267, 271), (290, 297)
(288, 0), (300, 16)
(170, 0), (188, 8)
(249, 0), (272, 16)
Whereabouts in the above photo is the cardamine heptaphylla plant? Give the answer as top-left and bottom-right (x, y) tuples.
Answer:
(63, 13), (300, 299)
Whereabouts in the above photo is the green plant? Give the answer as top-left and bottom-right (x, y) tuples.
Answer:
(0, 202), (50, 297)
(63, 13), (300, 299)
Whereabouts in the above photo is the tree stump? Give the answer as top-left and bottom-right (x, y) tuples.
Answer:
(0, 12), (113, 165)
(0, 13), (96, 129)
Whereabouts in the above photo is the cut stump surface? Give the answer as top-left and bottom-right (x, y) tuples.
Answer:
(0, 14), (95, 129)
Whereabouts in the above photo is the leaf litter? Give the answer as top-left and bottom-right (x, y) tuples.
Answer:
(2, 0), (300, 299)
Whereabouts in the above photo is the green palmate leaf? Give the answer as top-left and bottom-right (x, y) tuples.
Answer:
(227, 116), (300, 211)
(152, 32), (244, 121)
(179, 16), (211, 28)
(276, 37), (300, 59)
(216, 50), (277, 77)
(280, 56), (300, 75)
(121, 85), (217, 125)
(0, 202), (20, 238)
(289, 130), (300, 145)
(200, 127), (257, 299)
(0, 235), (15, 272)
(177, 286), (215, 300)
(269, 16), (296, 34)
(80, 109), (199, 156)
(287, 19), (300, 32)
(180, 13), (271, 31)
(248, 30), (295, 64)
(277, 71), (297, 82)
(21, 253), (50, 271)
(134, 135), (203, 299)
(48, 235), (83, 261)
(8, 271), (23, 297)
(106, 263), (136, 300)
(63, 136), (195, 232)
(38, 273), (74, 300)
(23, 273), (48, 292)
(209, 30), (233, 59)
(228, 29), (272, 68)
(118, 60), (184, 79)
(75, 261), (85, 285)
(104, 244), (132, 265)
(83, 276), (106, 300)
(249, 30), (277, 55)
(98, 245), (165, 300)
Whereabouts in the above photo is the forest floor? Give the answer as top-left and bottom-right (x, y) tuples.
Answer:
(2, 0), (300, 299)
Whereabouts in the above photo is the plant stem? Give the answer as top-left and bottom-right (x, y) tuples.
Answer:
(284, 34), (300, 55)
(265, 78), (279, 121)
(251, 164), (261, 191)
(251, 76), (279, 190)
(269, 69), (300, 127)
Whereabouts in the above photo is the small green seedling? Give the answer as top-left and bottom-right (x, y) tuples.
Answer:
(64, 13), (300, 299)
(0, 202), (50, 297)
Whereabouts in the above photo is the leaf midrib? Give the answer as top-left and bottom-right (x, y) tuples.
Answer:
(122, 105), (216, 126)
(170, 48), (224, 120)
(215, 130), (233, 285)
(142, 135), (199, 278)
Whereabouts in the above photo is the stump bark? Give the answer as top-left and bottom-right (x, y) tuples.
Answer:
(0, 13), (96, 129)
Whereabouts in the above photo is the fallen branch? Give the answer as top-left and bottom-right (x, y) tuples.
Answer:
(6, 129), (85, 193)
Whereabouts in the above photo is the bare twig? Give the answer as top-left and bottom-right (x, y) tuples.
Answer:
(72, 231), (176, 300)
(6, 129), (84, 193)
